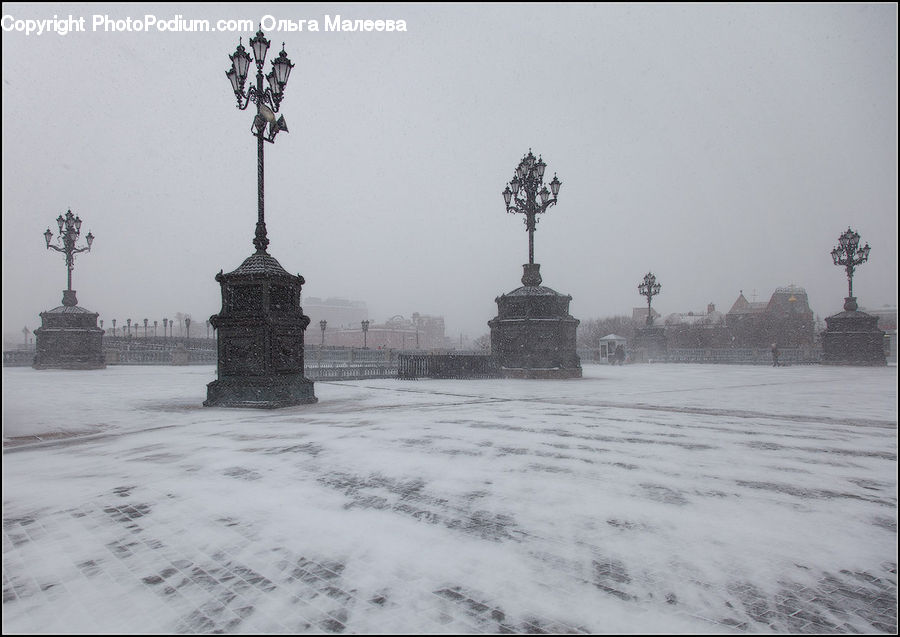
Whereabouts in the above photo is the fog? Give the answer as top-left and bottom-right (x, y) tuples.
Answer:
(2, 2), (897, 344)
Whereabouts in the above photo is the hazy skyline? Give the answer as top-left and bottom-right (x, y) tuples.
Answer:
(2, 2), (897, 343)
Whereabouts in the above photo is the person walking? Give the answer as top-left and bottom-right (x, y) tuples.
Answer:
(771, 342), (780, 367)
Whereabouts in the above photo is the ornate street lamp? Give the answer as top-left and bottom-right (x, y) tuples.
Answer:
(320, 319), (327, 345)
(831, 227), (871, 312)
(35, 209), (104, 369)
(143, 318), (149, 338)
(127, 318), (132, 337)
(43, 209), (94, 307)
(185, 317), (192, 341)
(154, 320), (158, 337)
(362, 320), (370, 349)
(503, 149), (561, 269)
(163, 317), (168, 341)
(638, 272), (662, 325)
(207, 28), (315, 408)
(225, 28), (293, 253)
(112, 318), (117, 337)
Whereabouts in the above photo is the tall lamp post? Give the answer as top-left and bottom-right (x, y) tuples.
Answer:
(503, 149), (561, 284)
(43, 210), (94, 307)
(35, 209), (104, 369)
(206, 29), (316, 408)
(822, 227), (884, 365)
(362, 320), (370, 349)
(163, 317), (168, 341)
(127, 318), (132, 338)
(185, 317), (191, 341)
(143, 318), (149, 338)
(831, 227), (870, 312)
(638, 272), (662, 325)
(320, 319), (327, 345)
(112, 318), (117, 337)
(154, 320), (158, 337)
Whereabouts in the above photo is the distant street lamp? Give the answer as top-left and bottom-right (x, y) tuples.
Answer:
(127, 318), (132, 337)
(43, 209), (94, 307)
(22, 326), (29, 346)
(185, 317), (192, 341)
(143, 318), (149, 338)
(112, 318), (117, 337)
(163, 317), (168, 341)
(361, 320), (370, 348)
(320, 319), (327, 345)
(225, 28), (294, 253)
(638, 272), (662, 325)
(831, 227), (871, 312)
(154, 320), (158, 337)
(503, 149), (561, 267)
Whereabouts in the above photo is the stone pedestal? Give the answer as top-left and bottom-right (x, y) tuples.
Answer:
(205, 251), (317, 408)
(33, 290), (105, 370)
(821, 297), (886, 366)
(488, 264), (581, 379)
(632, 325), (667, 362)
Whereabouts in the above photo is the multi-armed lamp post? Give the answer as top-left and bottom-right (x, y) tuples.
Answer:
(489, 150), (580, 378)
(362, 320), (370, 349)
(503, 150), (561, 270)
(822, 227), (884, 365)
(43, 210), (94, 307)
(206, 29), (316, 407)
(226, 29), (293, 254)
(831, 228), (870, 312)
(638, 272), (662, 325)
(35, 209), (104, 369)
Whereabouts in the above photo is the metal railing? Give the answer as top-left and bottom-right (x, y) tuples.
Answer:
(398, 353), (499, 379)
(651, 347), (821, 365)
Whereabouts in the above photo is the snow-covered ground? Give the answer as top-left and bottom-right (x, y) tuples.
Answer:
(2, 364), (897, 634)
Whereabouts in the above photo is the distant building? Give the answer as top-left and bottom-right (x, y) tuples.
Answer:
(323, 313), (448, 350)
(664, 303), (730, 348)
(726, 286), (815, 349)
(303, 297), (368, 330)
(632, 307), (661, 325)
(664, 303), (725, 327)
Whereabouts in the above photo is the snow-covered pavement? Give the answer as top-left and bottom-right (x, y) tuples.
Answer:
(2, 364), (897, 634)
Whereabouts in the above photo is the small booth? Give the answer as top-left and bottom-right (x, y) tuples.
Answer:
(599, 334), (628, 364)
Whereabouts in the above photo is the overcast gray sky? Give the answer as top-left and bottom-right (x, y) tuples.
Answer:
(2, 2), (897, 342)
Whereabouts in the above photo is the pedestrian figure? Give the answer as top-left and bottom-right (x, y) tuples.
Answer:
(615, 344), (626, 365)
(771, 342), (780, 367)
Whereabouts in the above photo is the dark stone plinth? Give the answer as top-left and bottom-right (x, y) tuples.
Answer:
(632, 325), (667, 362)
(33, 293), (105, 369)
(821, 298), (886, 366)
(488, 264), (581, 379)
(205, 251), (317, 408)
